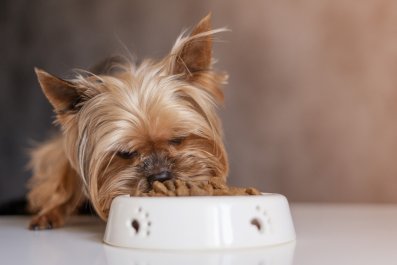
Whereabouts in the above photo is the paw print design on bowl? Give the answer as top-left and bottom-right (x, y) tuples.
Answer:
(250, 205), (272, 235)
(130, 206), (151, 237)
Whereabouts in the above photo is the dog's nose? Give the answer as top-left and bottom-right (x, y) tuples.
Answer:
(147, 171), (172, 184)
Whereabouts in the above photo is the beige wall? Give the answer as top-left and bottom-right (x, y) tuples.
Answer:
(3, 0), (397, 203)
(211, 0), (397, 202)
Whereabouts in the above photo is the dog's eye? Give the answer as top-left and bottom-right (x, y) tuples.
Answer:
(117, 150), (138, 159)
(169, 137), (184, 146)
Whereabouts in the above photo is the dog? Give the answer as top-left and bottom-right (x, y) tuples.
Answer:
(27, 14), (229, 229)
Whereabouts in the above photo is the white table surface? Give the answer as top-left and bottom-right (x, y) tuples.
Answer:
(1, 203), (397, 265)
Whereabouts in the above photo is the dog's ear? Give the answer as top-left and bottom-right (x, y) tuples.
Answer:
(35, 68), (86, 115)
(172, 14), (213, 76)
(170, 14), (228, 103)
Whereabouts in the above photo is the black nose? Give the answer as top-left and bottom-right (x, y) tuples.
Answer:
(147, 171), (172, 184)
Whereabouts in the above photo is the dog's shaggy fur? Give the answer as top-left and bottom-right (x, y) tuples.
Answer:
(27, 15), (229, 229)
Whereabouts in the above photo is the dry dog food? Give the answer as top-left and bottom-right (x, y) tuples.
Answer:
(134, 177), (261, 197)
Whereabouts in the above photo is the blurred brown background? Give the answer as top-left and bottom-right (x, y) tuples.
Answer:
(2, 0), (397, 209)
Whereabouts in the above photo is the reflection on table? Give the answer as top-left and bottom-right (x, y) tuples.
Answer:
(103, 241), (296, 265)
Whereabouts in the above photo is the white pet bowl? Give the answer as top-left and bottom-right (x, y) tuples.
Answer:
(104, 193), (295, 250)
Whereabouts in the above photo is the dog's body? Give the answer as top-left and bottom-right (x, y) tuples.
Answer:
(27, 15), (229, 229)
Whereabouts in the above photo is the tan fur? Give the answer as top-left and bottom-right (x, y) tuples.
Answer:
(27, 136), (83, 229)
(28, 14), (229, 228)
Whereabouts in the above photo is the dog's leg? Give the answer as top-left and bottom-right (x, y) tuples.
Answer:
(27, 136), (84, 230)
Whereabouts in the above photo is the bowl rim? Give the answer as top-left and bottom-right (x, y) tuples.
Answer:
(116, 192), (282, 201)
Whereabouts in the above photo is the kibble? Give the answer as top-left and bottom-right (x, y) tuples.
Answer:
(134, 177), (261, 197)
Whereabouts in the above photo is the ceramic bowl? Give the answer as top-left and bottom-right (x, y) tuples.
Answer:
(104, 193), (295, 250)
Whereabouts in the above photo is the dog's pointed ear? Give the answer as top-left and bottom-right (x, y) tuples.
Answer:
(172, 13), (213, 76)
(35, 68), (84, 115)
(170, 14), (228, 103)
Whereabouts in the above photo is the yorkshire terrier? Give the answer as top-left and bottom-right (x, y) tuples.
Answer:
(27, 14), (229, 229)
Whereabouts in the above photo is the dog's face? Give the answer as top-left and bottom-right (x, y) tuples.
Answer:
(35, 15), (228, 219)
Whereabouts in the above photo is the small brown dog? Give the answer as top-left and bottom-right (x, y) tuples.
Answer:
(27, 14), (229, 229)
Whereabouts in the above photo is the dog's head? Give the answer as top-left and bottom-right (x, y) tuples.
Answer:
(35, 15), (228, 219)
